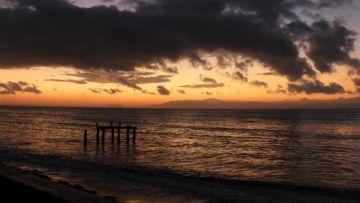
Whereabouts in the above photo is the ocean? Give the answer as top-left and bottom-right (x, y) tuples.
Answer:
(0, 106), (359, 199)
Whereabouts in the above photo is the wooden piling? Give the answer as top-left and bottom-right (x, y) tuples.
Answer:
(96, 122), (99, 144)
(111, 122), (114, 143)
(92, 122), (137, 145)
(126, 125), (130, 143)
(102, 128), (105, 144)
(117, 123), (121, 144)
(133, 127), (136, 143)
(84, 130), (88, 144)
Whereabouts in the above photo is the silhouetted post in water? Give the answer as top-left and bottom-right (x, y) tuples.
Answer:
(84, 130), (88, 145)
(102, 128), (105, 144)
(117, 123), (121, 144)
(126, 125), (130, 143)
(111, 122), (114, 143)
(93, 122), (137, 145)
(96, 122), (99, 144)
(133, 127), (136, 143)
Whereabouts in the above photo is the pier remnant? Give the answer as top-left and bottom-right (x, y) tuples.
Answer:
(83, 130), (88, 145)
(85, 122), (137, 145)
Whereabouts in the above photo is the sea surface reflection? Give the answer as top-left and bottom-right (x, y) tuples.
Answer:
(0, 107), (359, 189)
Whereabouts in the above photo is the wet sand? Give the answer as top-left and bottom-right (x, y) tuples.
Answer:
(0, 163), (114, 203)
(0, 161), (359, 203)
(0, 175), (69, 203)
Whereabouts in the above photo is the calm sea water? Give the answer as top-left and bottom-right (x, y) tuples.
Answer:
(0, 106), (359, 192)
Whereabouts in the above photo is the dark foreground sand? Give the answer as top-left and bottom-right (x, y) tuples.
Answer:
(1, 161), (360, 203)
(0, 175), (69, 203)
(0, 163), (114, 203)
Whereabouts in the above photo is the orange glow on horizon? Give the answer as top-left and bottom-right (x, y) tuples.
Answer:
(0, 62), (358, 107)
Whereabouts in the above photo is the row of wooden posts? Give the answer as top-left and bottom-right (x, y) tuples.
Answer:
(83, 122), (137, 145)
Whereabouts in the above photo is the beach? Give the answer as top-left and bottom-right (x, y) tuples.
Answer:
(0, 162), (115, 203)
(1, 160), (359, 203)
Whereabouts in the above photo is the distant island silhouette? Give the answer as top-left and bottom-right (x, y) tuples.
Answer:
(149, 97), (360, 109)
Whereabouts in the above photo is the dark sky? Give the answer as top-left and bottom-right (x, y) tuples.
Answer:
(0, 0), (359, 105)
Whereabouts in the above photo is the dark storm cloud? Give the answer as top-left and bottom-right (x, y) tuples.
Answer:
(287, 20), (360, 73)
(316, 0), (355, 8)
(287, 80), (345, 94)
(1, 0), (354, 80)
(249, 80), (268, 88)
(157, 85), (170, 95)
(306, 21), (360, 73)
(0, 81), (42, 94)
(181, 83), (224, 89)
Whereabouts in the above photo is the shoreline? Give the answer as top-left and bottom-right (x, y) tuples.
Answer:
(0, 163), (115, 203)
(1, 159), (359, 203)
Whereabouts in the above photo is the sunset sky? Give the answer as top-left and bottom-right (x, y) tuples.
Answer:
(0, 0), (360, 107)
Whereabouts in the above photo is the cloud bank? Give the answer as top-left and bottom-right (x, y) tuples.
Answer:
(0, 81), (42, 94)
(0, 0), (358, 82)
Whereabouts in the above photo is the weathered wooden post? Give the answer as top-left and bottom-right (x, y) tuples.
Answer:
(126, 125), (130, 143)
(96, 122), (99, 144)
(133, 127), (136, 143)
(117, 123), (121, 144)
(84, 130), (88, 145)
(102, 128), (105, 144)
(111, 122), (114, 143)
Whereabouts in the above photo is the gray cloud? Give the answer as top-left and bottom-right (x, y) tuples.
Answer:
(288, 80), (345, 94)
(268, 85), (287, 94)
(103, 88), (122, 94)
(353, 78), (360, 87)
(235, 58), (253, 71)
(89, 88), (122, 94)
(131, 75), (172, 84)
(181, 83), (224, 88)
(216, 55), (232, 69)
(157, 85), (170, 95)
(89, 88), (101, 93)
(68, 69), (173, 92)
(0, 81), (42, 94)
(0, 0), (355, 81)
(233, 71), (248, 83)
(162, 66), (178, 74)
(177, 89), (185, 94)
(147, 62), (178, 74)
(288, 20), (360, 73)
(200, 75), (217, 84)
(257, 72), (278, 76)
(45, 79), (88, 84)
(249, 80), (268, 88)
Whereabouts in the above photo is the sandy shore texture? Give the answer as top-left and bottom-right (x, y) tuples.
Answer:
(1, 161), (360, 203)
(0, 163), (114, 203)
